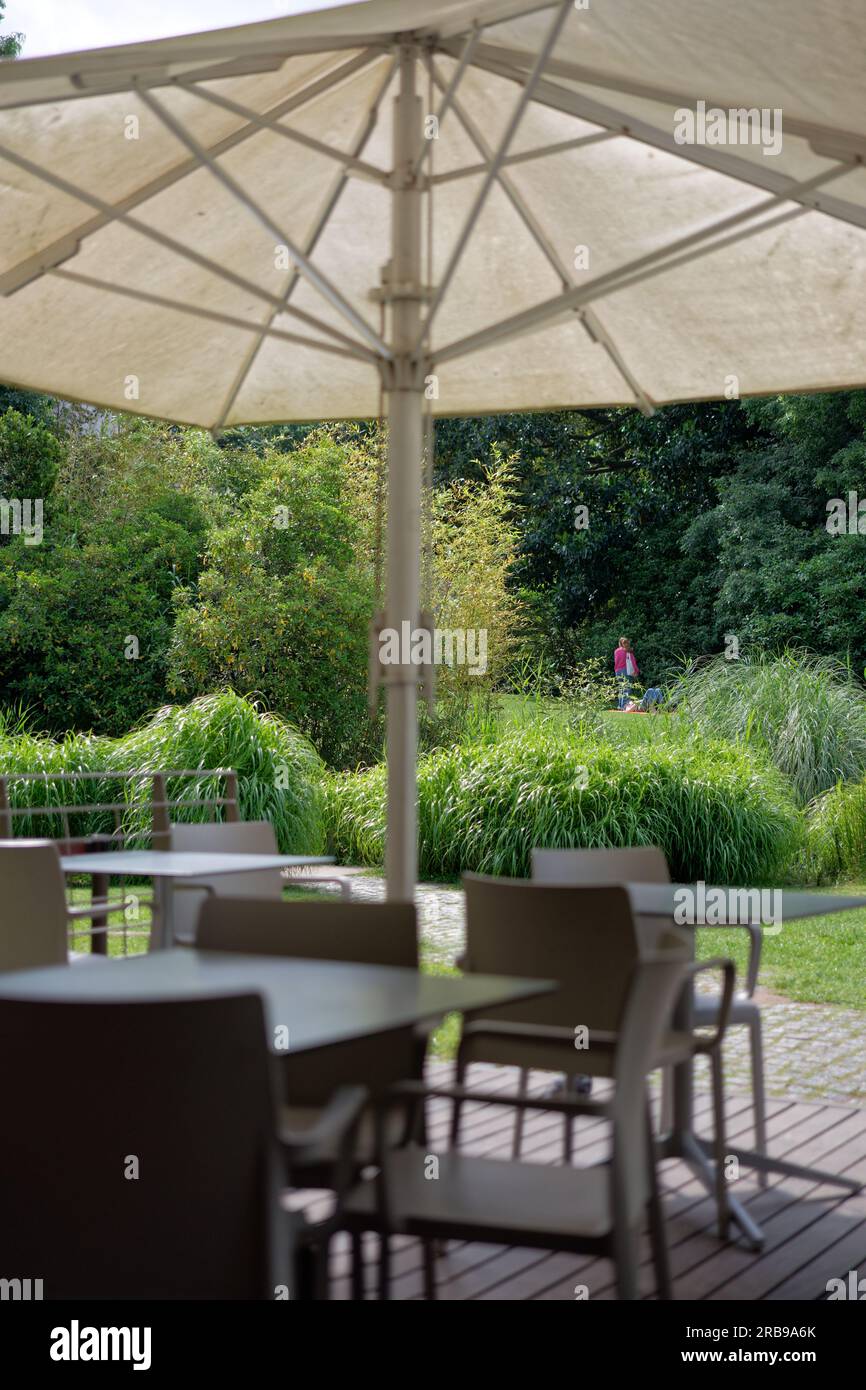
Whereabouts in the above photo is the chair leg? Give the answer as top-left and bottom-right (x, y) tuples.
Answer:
(659, 1064), (673, 1133)
(710, 1050), (730, 1242)
(422, 1239), (438, 1300)
(314, 1237), (330, 1300)
(378, 1233), (391, 1301)
(612, 1223), (641, 1300)
(512, 1066), (528, 1159)
(351, 1232), (364, 1301)
(450, 1057), (467, 1149)
(645, 1108), (672, 1300)
(295, 1243), (316, 1300)
(749, 1014), (769, 1189)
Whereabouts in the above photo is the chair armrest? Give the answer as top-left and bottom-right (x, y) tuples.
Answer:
(383, 1077), (613, 1122)
(280, 1084), (368, 1200)
(686, 957), (736, 1053)
(66, 897), (135, 921)
(458, 1019), (617, 1067)
(695, 921), (762, 995)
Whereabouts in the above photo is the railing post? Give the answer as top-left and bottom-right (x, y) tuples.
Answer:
(224, 771), (240, 822)
(0, 777), (11, 838)
(151, 772), (170, 849)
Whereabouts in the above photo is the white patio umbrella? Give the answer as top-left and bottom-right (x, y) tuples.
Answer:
(2, 0), (866, 898)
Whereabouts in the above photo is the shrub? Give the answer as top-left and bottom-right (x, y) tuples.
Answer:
(804, 778), (866, 883)
(0, 692), (325, 853)
(167, 434), (380, 769)
(677, 649), (866, 805)
(327, 728), (802, 884)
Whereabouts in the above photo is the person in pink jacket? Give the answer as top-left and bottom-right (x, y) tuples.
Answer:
(614, 636), (639, 708)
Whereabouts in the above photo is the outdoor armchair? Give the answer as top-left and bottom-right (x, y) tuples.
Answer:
(167, 818), (284, 943)
(196, 896), (426, 1161)
(531, 846), (768, 1184)
(342, 952), (713, 1300)
(0, 838), (128, 969)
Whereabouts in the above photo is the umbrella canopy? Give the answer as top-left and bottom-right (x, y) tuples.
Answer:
(2, 0), (866, 895)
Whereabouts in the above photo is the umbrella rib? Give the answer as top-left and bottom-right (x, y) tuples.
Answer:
(209, 57), (396, 434)
(432, 130), (616, 183)
(0, 141), (378, 363)
(463, 51), (866, 235)
(410, 23), (483, 180)
(416, 0), (573, 353)
(446, 38), (866, 158)
(432, 162), (852, 367)
(136, 84), (390, 360)
(48, 268), (367, 364)
(418, 0), (564, 40)
(428, 55), (655, 415)
(176, 80), (389, 186)
(0, 39), (390, 108)
(0, 48), (381, 299)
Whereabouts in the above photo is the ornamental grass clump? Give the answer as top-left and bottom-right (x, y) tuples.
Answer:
(327, 728), (801, 884)
(0, 692), (325, 853)
(677, 649), (866, 805)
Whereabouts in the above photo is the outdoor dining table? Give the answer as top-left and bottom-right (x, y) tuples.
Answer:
(59, 849), (336, 952)
(626, 882), (866, 1250)
(0, 949), (555, 1056)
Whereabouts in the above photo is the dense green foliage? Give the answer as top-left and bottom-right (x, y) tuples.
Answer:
(167, 433), (378, 769)
(804, 779), (866, 884)
(327, 729), (802, 884)
(438, 393), (866, 689)
(677, 649), (866, 805)
(0, 416), (210, 735)
(0, 692), (325, 853)
(0, 1), (22, 58)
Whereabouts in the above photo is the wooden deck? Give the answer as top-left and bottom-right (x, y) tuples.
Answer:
(320, 1062), (866, 1300)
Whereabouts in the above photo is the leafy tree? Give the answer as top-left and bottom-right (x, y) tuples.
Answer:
(683, 393), (866, 672)
(0, 409), (62, 518)
(0, 422), (210, 734)
(168, 433), (380, 768)
(0, 1), (23, 58)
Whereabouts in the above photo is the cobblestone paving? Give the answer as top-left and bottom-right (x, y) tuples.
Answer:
(347, 875), (865, 1106)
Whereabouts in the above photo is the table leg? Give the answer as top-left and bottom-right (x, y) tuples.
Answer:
(693, 1136), (862, 1193)
(90, 872), (109, 956)
(659, 927), (766, 1251)
(149, 878), (175, 952)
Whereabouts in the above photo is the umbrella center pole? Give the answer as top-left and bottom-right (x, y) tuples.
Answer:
(382, 41), (427, 902)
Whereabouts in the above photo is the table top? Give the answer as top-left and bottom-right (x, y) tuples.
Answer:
(0, 951), (554, 1054)
(626, 882), (866, 923)
(59, 850), (335, 877)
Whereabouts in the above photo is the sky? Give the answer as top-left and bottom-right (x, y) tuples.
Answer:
(5, 1), (361, 57)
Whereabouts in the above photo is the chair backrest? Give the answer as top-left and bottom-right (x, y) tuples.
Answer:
(531, 845), (671, 886)
(610, 952), (690, 1226)
(0, 839), (69, 971)
(197, 896), (419, 968)
(197, 896), (421, 1106)
(531, 846), (673, 951)
(462, 874), (641, 1034)
(0, 994), (288, 1298)
(169, 819), (282, 943)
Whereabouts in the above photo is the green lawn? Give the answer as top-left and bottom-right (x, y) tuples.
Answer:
(698, 885), (866, 1011)
(498, 693), (677, 743)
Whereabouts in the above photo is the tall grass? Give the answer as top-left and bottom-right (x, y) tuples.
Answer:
(677, 649), (866, 805)
(0, 692), (325, 853)
(804, 778), (866, 883)
(327, 728), (802, 884)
